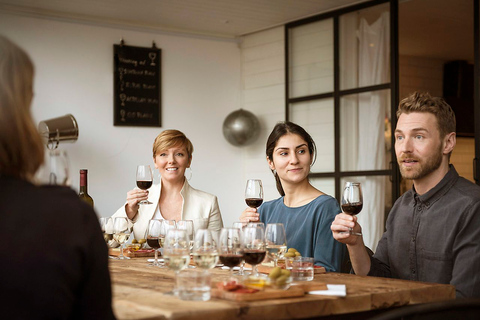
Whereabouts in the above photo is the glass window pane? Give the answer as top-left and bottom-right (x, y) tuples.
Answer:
(310, 178), (335, 198)
(339, 3), (390, 90)
(289, 19), (333, 97)
(340, 175), (392, 251)
(340, 89), (391, 171)
(290, 98), (334, 173)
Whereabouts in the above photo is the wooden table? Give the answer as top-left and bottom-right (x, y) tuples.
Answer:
(110, 258), (455, 320)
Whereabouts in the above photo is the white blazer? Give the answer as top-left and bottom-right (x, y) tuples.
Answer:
(112, 180), (223, 240)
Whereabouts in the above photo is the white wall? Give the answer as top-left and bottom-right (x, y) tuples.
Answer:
(0, 13), (248, 227)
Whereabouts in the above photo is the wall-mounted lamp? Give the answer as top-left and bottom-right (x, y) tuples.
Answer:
(38, 114), (79, 149)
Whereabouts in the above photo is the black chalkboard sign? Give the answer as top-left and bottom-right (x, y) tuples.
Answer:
(114, 44), (161, 127)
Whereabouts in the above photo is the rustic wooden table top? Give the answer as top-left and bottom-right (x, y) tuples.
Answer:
(109, 258), (455, 320)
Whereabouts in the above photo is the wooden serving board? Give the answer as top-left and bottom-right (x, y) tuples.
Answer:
(109, 248), (155, 258)
(211, 285), (305, 301)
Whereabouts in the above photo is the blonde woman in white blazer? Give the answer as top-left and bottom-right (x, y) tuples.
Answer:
(112, 130), (223, 240)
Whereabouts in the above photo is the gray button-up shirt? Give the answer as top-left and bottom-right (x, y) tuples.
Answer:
(368, 165), (480, 298)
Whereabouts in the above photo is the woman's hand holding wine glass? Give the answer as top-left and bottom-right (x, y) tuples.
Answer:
(341, 182), (363, 236)
(136, 165), (153, 205)
(240, 179), (263, 223)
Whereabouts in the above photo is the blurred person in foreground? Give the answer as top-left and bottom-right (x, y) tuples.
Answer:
(331, 92), (480, 298)
(0, 34), (115, 318)
(240, 121), (346, 272)
(112, 129), (223, 240)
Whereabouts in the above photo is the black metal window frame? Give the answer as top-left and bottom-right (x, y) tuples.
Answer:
(284, 0), (400, 203)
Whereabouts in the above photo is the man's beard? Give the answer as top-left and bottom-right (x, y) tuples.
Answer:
(398, 146), (443, 180)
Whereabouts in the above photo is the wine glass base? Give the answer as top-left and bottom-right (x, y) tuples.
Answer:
(139, 200), (153, 205)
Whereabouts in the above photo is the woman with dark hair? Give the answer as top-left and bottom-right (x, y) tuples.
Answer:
(240, 121), (346, 272)
(0, 34), (115, 319)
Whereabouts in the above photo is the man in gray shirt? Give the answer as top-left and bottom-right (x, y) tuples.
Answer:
(331, 92), (480, 298)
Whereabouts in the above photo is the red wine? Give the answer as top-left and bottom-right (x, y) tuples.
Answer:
(245, 198), (263, 208)
(219, 254), (243, 268)
(137, 180), (153, 190)
(243, 249), (266, 265)
(341, 202), (363, 215)
(147, 237), (161, 249)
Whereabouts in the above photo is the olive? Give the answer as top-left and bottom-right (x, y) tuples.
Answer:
(280, 269), (291, 277)
(288, 248), (297, 253)
(138, 239), (146, 244)
(295, 252), (301, 257)
(284, 252), (295, 258)
(132, 239), (138, 244)
(276, 275), (288, 286)
(269, 267), (282, 279)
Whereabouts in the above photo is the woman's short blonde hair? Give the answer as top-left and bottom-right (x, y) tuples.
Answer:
(0, 35), (44, 180)
(152, 129), (194, 159)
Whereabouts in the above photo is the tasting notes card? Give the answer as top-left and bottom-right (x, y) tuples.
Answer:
(114, 42), (161, 127)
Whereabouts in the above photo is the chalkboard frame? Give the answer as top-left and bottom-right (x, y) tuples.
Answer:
(113, 44), (162, 127)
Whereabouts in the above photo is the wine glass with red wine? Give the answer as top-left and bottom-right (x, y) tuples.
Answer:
(341, 182), (363, 236)
(243, 226), (266, 278)
(218, 228), (244, 281)
(145, 219), (163, 266)
(245, 179), (263, 209)
(136, 165), (153, 204)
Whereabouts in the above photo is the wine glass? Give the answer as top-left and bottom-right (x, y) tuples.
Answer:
(163, 229), (190, 295)
(36, 150), (70, 186)
(218, 228), (244, 281)
(245, 179), (264, 209)
(145, 219), (163, 266)
(159, 220), (176, 267)
(265, 223), (287, 267)
(136, 165), (153, 204)
(243, 226), (266, 278)
(232, 222), (247, 275)
(177, 220), (195, 253)
(113, 217), (133, 260)
(247, 222), (265, 230)
(99, 217), (113, 245)
(341, 182), (363, 236)
(193, 229), (218, 271)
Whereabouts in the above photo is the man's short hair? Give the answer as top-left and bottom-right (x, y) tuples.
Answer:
(397, 92), (456, 139)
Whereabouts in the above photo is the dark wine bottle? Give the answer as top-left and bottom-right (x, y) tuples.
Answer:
(79, 169), (94, 208)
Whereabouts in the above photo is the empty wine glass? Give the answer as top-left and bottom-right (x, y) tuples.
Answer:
(243, 226), (266, 278)
(218, 228), (243, 281)
(177, 220), (195, 253)
(341, 182), (363, 236)
(245, 179), (264, 209)
(193, 229), (218, 271)
(136, 165), (153, 204)
(163, 229), (190, 295)
(113, 217), (133, 260)
(247, 222), (265, 230)
(145, 219), (163, 266)
(265, 223), (287, 267)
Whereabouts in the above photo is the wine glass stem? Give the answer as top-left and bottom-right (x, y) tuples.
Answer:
(119, 244), (124, 259)
(273, 258), (278, 267)
(154, 249), (159, 265)
(253, 265), (258, 277)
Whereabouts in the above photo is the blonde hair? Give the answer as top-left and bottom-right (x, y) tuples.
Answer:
(0, 35), (44, 180)
(152, 129), (194, 159)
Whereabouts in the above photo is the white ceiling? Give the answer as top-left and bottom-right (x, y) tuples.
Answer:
(0, 0), (473, 60)
(0, 0), (368, 39)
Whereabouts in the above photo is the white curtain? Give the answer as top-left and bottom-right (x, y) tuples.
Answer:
(356, 12), (390, 251)
(340, 11), (390, 251)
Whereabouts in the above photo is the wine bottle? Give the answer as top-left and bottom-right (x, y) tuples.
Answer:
(79, 169), (94, 208)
